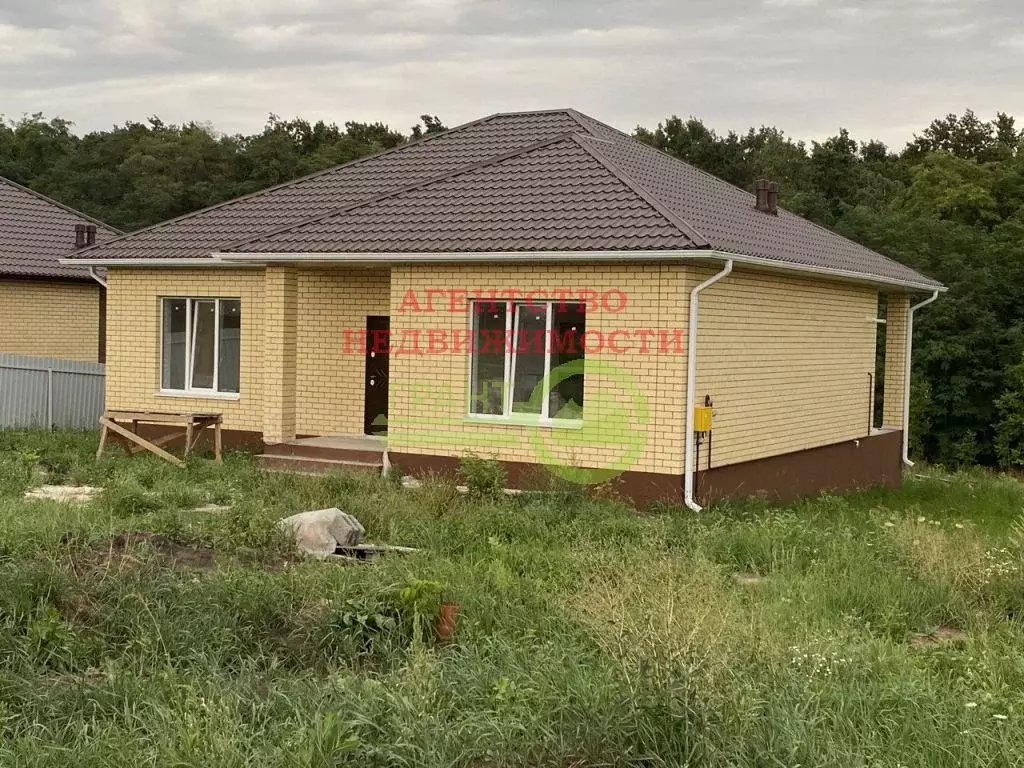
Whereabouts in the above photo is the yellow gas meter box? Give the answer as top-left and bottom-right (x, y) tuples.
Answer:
(693, 406), (713, 433)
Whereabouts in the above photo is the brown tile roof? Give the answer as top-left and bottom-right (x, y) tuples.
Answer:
(231, 136), (702, 253)
(67, 112), (583, 262)
(0, 177), (120, 280)
(66, 109), (940, 289)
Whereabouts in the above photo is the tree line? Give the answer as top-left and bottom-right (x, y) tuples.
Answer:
(2, 108), (1023, 468)
(0, 113), (447, 232)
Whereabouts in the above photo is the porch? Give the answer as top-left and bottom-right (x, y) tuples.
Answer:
(255, 434), (387, 475)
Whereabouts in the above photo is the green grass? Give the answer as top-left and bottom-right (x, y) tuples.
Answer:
(1, 430), (1024, 766)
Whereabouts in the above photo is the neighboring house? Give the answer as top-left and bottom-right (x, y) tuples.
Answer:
(0, 177), (119, 362)
(63, 109), (943, 506)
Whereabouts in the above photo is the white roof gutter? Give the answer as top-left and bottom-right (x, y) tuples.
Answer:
(59, 258), (259, 268)
(87, 266), (106, 289)
(684, 260), (733, 512)
(902, 289), (941, 467)
(61, 249), (943, 293)
(208, 249), (943, 293)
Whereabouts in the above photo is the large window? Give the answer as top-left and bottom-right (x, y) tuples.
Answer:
(469, 299), (585, 422)
(161, 298), (241, 395)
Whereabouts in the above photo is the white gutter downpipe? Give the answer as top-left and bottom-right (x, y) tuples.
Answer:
(902, 289), (940, 466)
(684, 259), (733, 512)
(87, 266), (107, 289)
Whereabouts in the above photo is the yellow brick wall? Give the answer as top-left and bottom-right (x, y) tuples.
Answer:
(387, 263), (689, 474)
(104, 262), (891, 474)
(295, 268), (390, 435)
(262, 266), (298, 443)
(694, 268), (880, 468)
(105, 268), (265, 431)
(0, 279), (100, 362)
(882, 294), (910, 427)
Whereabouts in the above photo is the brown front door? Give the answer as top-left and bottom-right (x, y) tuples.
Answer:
(364, 316), (390, 434)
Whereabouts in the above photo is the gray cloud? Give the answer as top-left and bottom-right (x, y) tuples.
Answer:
(0, 0), (1021, 147)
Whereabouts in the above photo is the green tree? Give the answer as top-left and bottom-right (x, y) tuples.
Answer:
(0, 112), (410, 230)
(410, 115), (447, 140)
(996, 358), (1024, 467)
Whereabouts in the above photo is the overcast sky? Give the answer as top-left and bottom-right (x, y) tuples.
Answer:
(0, 0), (1020, 148)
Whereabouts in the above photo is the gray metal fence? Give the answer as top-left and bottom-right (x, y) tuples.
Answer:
(0, 354), (104, 429)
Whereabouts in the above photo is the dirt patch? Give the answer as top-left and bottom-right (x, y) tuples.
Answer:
(77, 531), (219, 572)
(69, 531), (295, 573)
(910, 625), (968, 649)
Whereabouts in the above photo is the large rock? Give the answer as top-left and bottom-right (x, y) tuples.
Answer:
(277, 508), (364, 558)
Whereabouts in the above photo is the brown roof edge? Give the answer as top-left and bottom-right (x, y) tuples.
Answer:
(570, 134), (710, 247)
(0, 271), (98, 284)
(61, 111), (519, 261)
(0, 176), (123, 236)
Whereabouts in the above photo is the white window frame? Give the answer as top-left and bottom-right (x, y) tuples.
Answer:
(466, 299), (583, 427)
(159, 297), (241, 399)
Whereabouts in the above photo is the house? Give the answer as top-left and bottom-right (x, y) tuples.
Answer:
(62, 109), (943, 507)
(0, 176), (119, 362)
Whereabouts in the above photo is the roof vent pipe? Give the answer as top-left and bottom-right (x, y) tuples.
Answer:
(754, 179), (770, 213)
(85, 224), (97, 246)
(74, 224), (86, 249)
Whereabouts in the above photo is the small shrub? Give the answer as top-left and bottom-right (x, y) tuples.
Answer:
(16, 449), (45, 486)
(326, 596), (400, 655)
(323, 579), (444, 656)
(458, 454), (506, 498)
(396, 578), (444, 642)
(25, 604), (80, 671)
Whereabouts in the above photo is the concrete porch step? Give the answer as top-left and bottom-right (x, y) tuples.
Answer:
(262, 442), (384, 464)
(255, 453), (383, 476)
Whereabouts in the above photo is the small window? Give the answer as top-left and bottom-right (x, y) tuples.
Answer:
(470, 301), (508, 415)
(161, 298), (241, 394)
(468, 299), (585, 422)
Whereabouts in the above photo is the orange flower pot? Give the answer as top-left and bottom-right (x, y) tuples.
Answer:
(435, 601), (460, 642)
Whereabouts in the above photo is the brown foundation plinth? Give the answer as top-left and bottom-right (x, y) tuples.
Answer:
(390, 430), (903, 509)
(387, 452), (683, 508)
(696, 430), (903, 504)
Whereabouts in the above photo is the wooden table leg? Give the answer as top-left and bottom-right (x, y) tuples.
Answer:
(214, 421), (223, 464)
(184, 422), (194, 459)
(96, 422), (108, 459)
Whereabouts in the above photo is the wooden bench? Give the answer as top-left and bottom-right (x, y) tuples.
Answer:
(97, 410), (223, 467)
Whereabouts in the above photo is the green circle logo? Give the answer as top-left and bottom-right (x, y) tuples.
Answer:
(527, 359), (650, 484)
